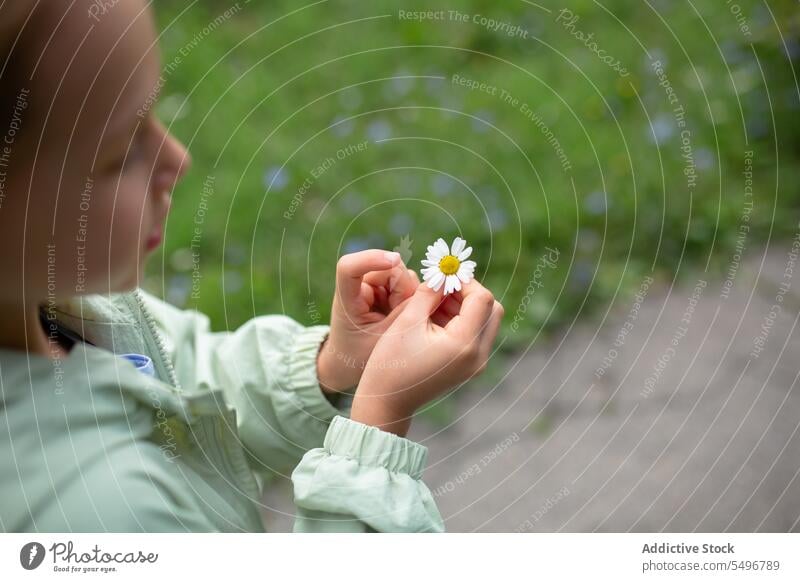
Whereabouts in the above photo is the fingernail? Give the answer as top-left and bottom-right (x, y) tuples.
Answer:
(384, 251), (401, 265)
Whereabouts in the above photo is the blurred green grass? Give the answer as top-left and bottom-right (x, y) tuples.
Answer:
(147, 0), (799, 351)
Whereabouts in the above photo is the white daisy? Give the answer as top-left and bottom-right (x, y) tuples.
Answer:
(420, 236), (477, 295)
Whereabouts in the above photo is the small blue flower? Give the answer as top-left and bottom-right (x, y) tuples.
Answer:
(344, 237), (371, 254)
(646, 49), (667, 70)
(432, 174), (456, 197)
(223, 270), (243, 294)
(471, 110), (495, 133)
(390, 213), (414, 235)
(340, 191), (365, 213)
(695, 148), (715, 171)
(224, 242), (247, 266)
(332, 115), (354, 137)
(367, 119), (392, 141)
(488, 208), (508, 230)
(648, 114), (674, 144)
(568, 261), (594, 292)
(166, 274), (191, 307)
(787, 38), (800, 61)
(263, 166), (289, 191)
(383, 70), (414, 100)
(584, 191), (608, 215)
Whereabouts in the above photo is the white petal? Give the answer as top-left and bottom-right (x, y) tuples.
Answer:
(434, 238), (450, 257)
(451, 237), (466, 256)
(457, 246), (473, 261)
(421, 259), (437, 267)
(426, 245), (444, 261)
(430, 271), (445, 291)
(452, 274), (463, 292)
(460, 260), (477, 271)
(446, 275), (458, 295)
(457, 269), (474, 284)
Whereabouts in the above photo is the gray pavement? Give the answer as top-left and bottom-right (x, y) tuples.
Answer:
(262, 246), (800, 532)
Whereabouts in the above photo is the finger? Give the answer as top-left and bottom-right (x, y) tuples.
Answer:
(440, 295), (461, 318)
(389, 263), (419, 309)
(377, 294), (414, 328)
(373, 284), (389, 312)
(390, 266), (421, 308)
(445, 279), (494, 342)
(428, 295), (461, 328)
(399, 281), (446, 326)
(363, 263), (417, 309)
(360, 281), (375, 307)
(336, 250), (402, 306)
(431, 310), (450, 328)
(356, 282), (386, 324)
(478, 301), (504, 357)
(432, 306), (457, 327)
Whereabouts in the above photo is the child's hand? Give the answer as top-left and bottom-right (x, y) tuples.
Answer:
(350, 279), (504, 436)
(316, 249), (419, 393)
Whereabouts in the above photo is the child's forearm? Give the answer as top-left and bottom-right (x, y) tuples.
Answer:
(316, 337), (336, 395)
(316, 336), (358, 395)
(350, 395), (412, 437)
(319, 335), (413, 436)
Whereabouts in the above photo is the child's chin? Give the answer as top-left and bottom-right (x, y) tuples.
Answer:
(113, 261), (147, 293)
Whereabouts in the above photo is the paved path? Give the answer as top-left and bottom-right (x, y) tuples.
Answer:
(262, 246), (800, 532)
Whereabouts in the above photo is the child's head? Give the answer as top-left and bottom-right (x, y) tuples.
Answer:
(0, 0), (190, 303)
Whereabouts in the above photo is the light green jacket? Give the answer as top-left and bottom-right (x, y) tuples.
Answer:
(0, 289), (444, 532)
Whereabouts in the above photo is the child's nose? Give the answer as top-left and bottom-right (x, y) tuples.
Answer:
(154, 133), (191, 195)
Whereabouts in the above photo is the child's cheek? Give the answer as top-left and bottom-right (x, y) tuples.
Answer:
(71, 178), (151, 293)
(114, 176), (156, 267)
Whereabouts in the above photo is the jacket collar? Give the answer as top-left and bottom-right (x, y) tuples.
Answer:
(52, 290), (137, 326)
(1, 290), (196, 422)
(48, 290), (149, 357)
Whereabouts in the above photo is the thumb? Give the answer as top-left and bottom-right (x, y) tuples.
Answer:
(398, 282), (445, 325)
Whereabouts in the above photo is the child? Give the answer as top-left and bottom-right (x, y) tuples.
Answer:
(0, 1), (504, 532)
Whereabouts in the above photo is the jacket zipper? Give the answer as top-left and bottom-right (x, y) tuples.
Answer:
(132, 289), (182, 391)
(134, 289), (263, 528)
(133, 288), (259, 517)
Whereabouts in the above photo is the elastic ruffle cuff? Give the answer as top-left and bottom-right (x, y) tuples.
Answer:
(324, 415), (428, 479)
(284, 324), (344, 421)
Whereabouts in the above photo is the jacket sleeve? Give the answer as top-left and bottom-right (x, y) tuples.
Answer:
(137, 290), (350, 476)
(291, 415), (445, 532)
(138, 290), (444, 533)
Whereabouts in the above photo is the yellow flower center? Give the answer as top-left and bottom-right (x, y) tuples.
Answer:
(439, 255), (461, 275)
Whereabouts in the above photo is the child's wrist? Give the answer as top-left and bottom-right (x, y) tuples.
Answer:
(316, 337), (359, 394)
(316, 338), (339, 394)
(350, 391), (414, 437)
